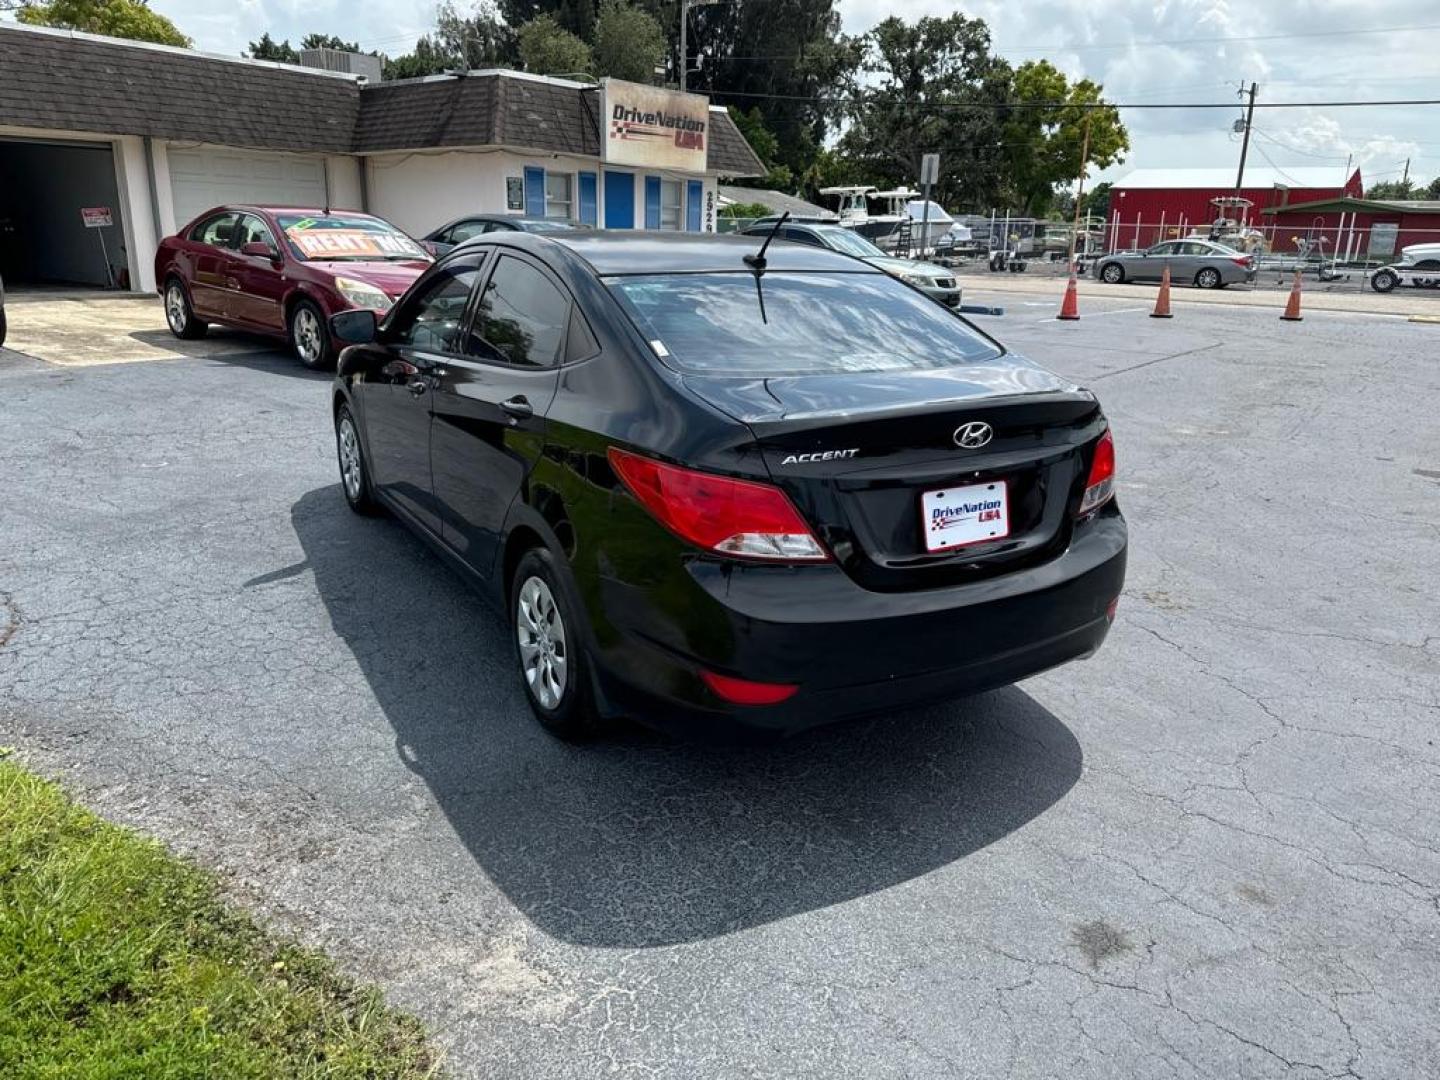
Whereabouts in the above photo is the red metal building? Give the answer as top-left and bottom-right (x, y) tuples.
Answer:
(1108, 167), (1362, 248)
(1262, 197), (1440, 261)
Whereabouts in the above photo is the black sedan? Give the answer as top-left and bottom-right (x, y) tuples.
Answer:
(422, 215), (587, 256)
(327, 231), (1126, 738)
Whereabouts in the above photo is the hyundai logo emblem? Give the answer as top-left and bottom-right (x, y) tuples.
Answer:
(953, 421), (993, 449)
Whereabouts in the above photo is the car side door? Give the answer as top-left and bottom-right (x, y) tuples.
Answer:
(360, 254), (488, 537)
(226, 213), (287, 331)
(430, 250), (573, 579)
(1134, 241), (1173, 281)
(187, 211), (240, 320)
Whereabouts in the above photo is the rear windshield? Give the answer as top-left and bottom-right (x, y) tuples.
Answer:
(604, 271), (1001, 376)
(276, 213), (428, 262)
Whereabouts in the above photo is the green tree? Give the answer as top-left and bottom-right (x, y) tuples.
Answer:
(16, 0), (189, 46)
(1002, 60), (1127, 216)
(1427, 176), (1440, 199)
(501, 0), (597, 41)
(247, 32), (299, 63)
(1082, 180), (1113, 222)
(383, 1), (516, 79)
(301, 33), (362, 52)
(517, 14), (594, 76)
(592, 0), (665, 83)
(1366, 179), (1416, 200)
(837, 14), (1012, 211)
(726, 106), (793, 190)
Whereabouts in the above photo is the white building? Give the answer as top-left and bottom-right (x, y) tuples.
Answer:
(0, 23), (766, 294)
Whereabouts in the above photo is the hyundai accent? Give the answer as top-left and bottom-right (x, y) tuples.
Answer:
(327, 230), (1127, 738)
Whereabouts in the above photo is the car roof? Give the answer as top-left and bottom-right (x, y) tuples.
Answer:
(490, 230), (883, 275)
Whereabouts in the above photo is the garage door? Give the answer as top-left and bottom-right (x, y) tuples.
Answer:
(168, 147), (326, 229)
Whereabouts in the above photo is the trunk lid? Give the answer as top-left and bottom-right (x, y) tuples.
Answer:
(684, 362), (1106, 591)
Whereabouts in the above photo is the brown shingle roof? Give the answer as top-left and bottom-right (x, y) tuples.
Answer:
(0, 25), (765, 176)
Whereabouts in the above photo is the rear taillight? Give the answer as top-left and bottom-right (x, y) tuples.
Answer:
(608, 447), (829, 562)
(1232, 256), (1254, 268)
(1078, 430), (1115, 516)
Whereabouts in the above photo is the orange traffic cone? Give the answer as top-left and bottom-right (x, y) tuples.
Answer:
(1057, 268), (1080, 320)
(1151, 264), (1174, 318)
(1280, 268), (1303, 321)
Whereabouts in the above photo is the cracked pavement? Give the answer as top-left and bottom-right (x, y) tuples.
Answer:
(1, 298), (1437, 1077)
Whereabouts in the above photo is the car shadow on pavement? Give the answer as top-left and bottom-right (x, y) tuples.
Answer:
(291, 485), (1084, 948)
(127, 329), (326, 379)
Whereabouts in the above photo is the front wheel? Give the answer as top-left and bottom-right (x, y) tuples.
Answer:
(289, 299), (333, 370)
(335, 404), (380, 516)
(1371, 269), (1398, 294)
(164, 279), (208, 340)
(1195, 267), (1222, 289)
(511, 548), (598, 740)
(1100, 263), (1124, 284)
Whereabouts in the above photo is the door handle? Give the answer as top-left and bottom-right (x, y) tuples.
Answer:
(407, 377), (430, 396)
(500, 396), (533, 421)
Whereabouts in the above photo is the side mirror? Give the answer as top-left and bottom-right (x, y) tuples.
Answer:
(240, 241), (280, 263)
(330, 308), (378, 345)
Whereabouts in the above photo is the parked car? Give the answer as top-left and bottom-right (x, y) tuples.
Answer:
(326, 232), (1126, 739)
(1369, 242), (1440, 293)
(1092, 239), (1256, 288)
(423, 215), (588, 256)
(741, 220), (962, 307)
(155, 206), (432, 369)
(0, 273), (6, 348)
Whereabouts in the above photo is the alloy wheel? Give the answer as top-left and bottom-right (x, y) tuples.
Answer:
(1198, 268), (1220, 289)
(294, 307), (322, 364)
(516, 575), (568, 710)
(165, 283), (187, 333)
(337, 415), (363, 502)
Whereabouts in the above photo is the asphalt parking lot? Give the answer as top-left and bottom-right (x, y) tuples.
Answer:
(2, 294), (1437, 1077)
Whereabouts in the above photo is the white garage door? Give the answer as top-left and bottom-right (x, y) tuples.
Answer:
(168, 147), (326, 228)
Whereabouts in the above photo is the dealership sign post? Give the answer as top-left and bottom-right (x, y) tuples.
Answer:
(599, 78), (709, 174)
(80, 206), (116, 288)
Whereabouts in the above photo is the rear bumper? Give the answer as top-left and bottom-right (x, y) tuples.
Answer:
(592, 511), (1126, 734)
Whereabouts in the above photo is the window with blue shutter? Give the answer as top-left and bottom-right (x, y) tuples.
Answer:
(644, 176), (662, 229)
(686, 180), (703, 231)
(578, 172), (598, 227)
(523, 166), (546, 217)
(604, 170), (634, 228)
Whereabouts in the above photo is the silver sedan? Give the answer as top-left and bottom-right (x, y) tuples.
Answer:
(1093, 239), (1256, 289)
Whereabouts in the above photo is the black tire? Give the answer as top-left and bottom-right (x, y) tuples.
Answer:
(1371, 269), (1398, 294)
(1195, 267), (1222, 289)
(335, 403), (380, 516)
(510, 547), (599, 740)
(0, 307), (6, 349)
(163, 277), (208, 340)
(289, 298), (333, 370)
(1100, 262), (1124, 284)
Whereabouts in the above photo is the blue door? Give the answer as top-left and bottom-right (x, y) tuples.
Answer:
(523, 166), (546, 217)
(603, 170), (634, 229)
(644, 176), (662, 229)
(686, 179), (703, 232)
(578, 172), (598, 227)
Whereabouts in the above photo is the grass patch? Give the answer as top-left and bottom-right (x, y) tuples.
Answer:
(0, 756), (439, 1078)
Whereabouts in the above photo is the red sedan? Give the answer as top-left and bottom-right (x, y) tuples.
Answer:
(155, 206), (431, 369)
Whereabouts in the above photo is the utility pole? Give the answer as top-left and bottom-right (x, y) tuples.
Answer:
(679, 0), (728, 93)
(1069, 113), (1092, 267)
(1233, 82), (1258, 200)
(1401, 157), (1411, 193)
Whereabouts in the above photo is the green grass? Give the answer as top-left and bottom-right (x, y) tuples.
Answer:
(0, 755), (440, 1079)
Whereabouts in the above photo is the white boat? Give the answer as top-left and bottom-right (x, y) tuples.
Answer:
(816, 186), (955, 253)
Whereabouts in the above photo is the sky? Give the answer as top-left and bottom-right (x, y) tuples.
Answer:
(16, 0), (1440, 188)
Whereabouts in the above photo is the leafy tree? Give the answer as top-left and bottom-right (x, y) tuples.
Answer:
(1082, 181), (1113, 222)
(1366, 179), (1417, 200)
(726, 106), (793, 190)
(720, 200), (772, 218)
(301, 33), (362, 52)
(16, 0), (189, 46)
(501, 0), (597, 41)
(1427, 176), (1440, 199)
(1002, 60), (1127, 216)
(517, 13), (594, 75)
(247, 32), (299, 63)
(837, 14), (1011, 211)
(384, 1), (516, 79)
(592, 0), (665, 83)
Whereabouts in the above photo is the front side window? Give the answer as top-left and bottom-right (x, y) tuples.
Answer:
(234, 214), (277, 251)
(191, 212), (239, 247)
(276, 212), (429, 262)
(545, 173), (573, 221)
(814, 227), (886, 259)
(390, 262), (481, 353)
(471, 255), (569, 368)
(660, 179), (683, 231)
(606, 271), (1003, 377)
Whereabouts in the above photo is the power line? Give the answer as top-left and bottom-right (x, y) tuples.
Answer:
(707, 88), (1440, 110)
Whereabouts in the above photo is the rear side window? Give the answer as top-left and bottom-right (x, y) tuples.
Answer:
(447, 220), (491, 244)
(470, 255), (568, 367)
(605, 271), (1001, 376)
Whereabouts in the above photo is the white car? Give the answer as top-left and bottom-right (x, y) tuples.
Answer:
(1370, 243), (1440, 293)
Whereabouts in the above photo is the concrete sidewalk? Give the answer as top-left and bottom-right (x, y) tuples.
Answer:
(1, 292), (281, 366)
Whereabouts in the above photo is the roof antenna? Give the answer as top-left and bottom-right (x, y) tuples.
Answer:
(743, 211), (789, 275)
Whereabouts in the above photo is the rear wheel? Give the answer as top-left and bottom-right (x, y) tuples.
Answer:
(1100, 262), (1124, 284)
(511, 548), (598, 740)
(289, 299), (332, 370)
(1195, 267), (1222, 289)
(1371, 269), (1399, 293)
(164, 278), (208, 340)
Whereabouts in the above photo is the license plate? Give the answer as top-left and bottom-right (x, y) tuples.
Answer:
(921, 481), (1009, 552)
